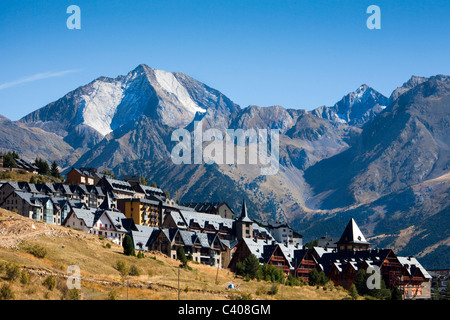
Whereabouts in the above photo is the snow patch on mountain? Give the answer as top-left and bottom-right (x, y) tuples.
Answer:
(154, 69), (206, 115)
(80, 80), (124, 136)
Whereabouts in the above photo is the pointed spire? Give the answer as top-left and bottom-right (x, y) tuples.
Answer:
(238, 199), (252, 223)
(336, 218), (369, 245)
(99, 191), (114, 210)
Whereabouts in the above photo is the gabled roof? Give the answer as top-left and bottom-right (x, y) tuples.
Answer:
(138, 184), (164, 196)
(178, 230), (195, 247)
(252, 223), (273, 240)
(70, 167), (94, 178)
(318, 249), (393, 275)
(70, 208), (99, 228)
(397, 256), (432, 279)
(102, 176), (135, 193)
(103, 210), (127, 232)
(130, 225), (157, 249)
(99, 192), (114, 210)
(178, 210), (234, 231)
(10, 191), (43, 207)
(336, 218), (370, 245)
(241, 238), (269, 260)
(220, 239), (238, 250)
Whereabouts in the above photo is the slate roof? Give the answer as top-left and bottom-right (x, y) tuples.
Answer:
(130, 225), (157, 249)
(12, 191), (43, 207)
(252, 223), (273, 240)
(336, 218), (370, 245)
(178, 210), (234, 231)
(398, 256), (432, 279)
(237, 199), (252, 223)
(103, 210), (127, 232)
(71, 208), (99, 228)
(241, 238), (269, 260)
(317, 249), (393, 275)
(139, 185), (165, 196)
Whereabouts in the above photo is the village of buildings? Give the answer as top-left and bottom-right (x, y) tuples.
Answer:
(0, 155), (441, 300)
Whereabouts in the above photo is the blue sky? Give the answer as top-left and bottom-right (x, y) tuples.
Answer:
(0, 0), (449, 120)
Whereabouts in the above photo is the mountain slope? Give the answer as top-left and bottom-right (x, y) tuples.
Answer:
(18, 64), (240, 152)
(0, 115), (76, 167)
(304, 75), (450, 209)
(312, 84), (389, 127)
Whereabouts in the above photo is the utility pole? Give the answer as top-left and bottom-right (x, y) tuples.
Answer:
(178, 266), (180, 300)
(215, 259), (220, 285)
(127, 275), (129, 300)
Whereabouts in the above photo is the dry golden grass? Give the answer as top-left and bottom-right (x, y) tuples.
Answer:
(0, 169), (60, 183)
(0, 209), (350, 300)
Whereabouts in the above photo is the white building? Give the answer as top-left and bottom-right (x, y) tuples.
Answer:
(64, 208), (127, 245)
(264, 222), (303, 247)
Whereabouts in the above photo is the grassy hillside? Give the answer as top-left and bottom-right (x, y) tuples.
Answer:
(0, 208), (350, 300)
(0, 169), (62, 184)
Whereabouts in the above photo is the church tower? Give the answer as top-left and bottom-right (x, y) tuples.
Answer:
(236, 199), (253, 241)
(336, 218), (371, 252)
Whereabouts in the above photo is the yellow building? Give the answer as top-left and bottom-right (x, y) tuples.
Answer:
(117, 198), (160, 227)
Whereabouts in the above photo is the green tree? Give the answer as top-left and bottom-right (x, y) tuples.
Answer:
(308, 268), (328, 286)
(305, 239), (319, 249)
(391, 286), (403, 300)
(140, 176), (148, 186)
(114, 260), (129, 284)
(163, 189), (170, 199)
(34, 158), (50, 175)
(285, 274), (300, 286)
(50, 161), (60, 178)
(354, 269), (369, 295)
(3, 152), (18, 168)
(151, 181), (158, 188)
(177, 246), (188, 267)
(122, 234), (135, 256)
(349, 284), (359, 300)
(243, 254), (261, 280)
(432, 282), (440, 300)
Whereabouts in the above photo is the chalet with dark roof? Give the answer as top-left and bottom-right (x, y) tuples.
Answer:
(66, 168), (95, 185)
(180, 202), (235, 219)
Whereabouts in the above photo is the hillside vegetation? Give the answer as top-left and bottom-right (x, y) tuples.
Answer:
(0, 208), (350, 300)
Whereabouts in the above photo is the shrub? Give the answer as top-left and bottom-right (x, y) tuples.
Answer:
(0, 284), (14, 300)
(231, 292), (252, 300)
(20, 270), (29, 285)
(5, 263), (21, 281)
(69, 289), (80, 300)
(43, 275), (57, 291)
(108, 290), (117, 300)
(129, 265), (140, 276)
(267, 283), (279, 296)
(23, 244), (47, 259)
(114, 260), (129, 283)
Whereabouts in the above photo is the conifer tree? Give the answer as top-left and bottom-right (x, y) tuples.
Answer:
(122, 235), (135, 256)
